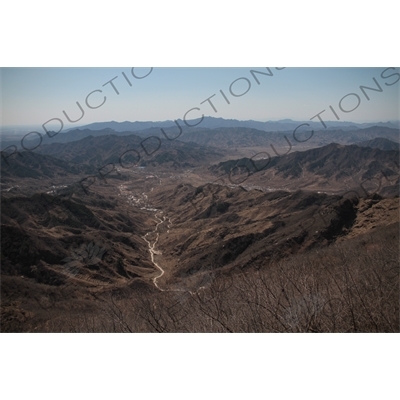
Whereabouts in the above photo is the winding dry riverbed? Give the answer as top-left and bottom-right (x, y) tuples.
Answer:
(142, 211), (171, 291)
(119, 181), (207, 294)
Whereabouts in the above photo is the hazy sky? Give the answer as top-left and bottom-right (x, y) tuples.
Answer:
(1, 67), (399, 131)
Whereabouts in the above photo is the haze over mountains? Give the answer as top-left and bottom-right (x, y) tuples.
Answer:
(2, 117), (399, 156)
(71, 117), (400, 133)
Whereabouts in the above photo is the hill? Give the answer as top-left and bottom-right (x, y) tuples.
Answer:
(356, 137), (400, 151)
(1, 150), (95, 181)
(138, 125), (400, 150)
(36, 133), (224, 169)
(211, 143), (400, 197)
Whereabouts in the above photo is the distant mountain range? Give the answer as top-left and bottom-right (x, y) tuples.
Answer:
(4, 130), (399, 199)
(72, 117), (400, 133)
(2, 117), (399, 151)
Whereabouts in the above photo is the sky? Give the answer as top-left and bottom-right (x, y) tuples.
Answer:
(1, 67), (399, 133)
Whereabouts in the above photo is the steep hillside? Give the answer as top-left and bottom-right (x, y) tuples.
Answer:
(211, 143), (400, 196)
(147, 182), (397, 288)
(1, 150), (95, 181)
(356, 137), (400, 151)
(37, 133), (224, 168)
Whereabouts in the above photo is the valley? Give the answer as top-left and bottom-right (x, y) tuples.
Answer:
(1, 122), (399, 332)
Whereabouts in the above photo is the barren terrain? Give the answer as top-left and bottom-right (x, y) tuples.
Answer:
(1, 125), (399, 332)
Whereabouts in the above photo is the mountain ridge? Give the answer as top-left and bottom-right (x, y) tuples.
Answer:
(71, 117), (400, 133)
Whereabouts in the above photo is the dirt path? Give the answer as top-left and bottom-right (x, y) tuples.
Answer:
(142, 211), (170, 291)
